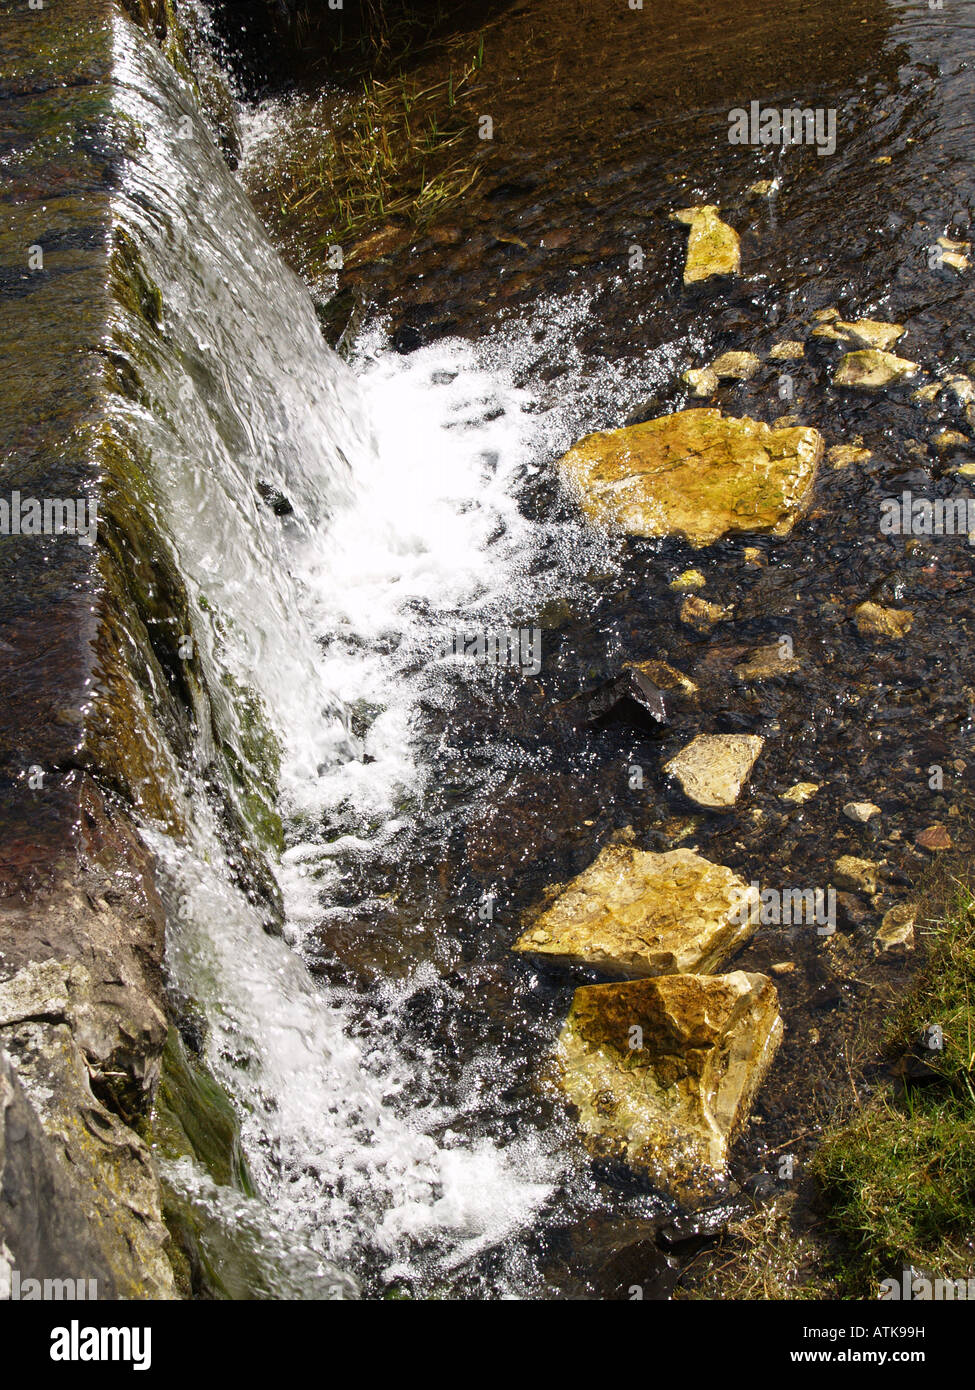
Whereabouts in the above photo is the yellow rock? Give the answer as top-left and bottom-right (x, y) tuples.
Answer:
(512, 843), (760, 978)
(664, 733), (764, 810)
(624, 658), (698, 695)
(780, 782), (820, 804)
(742, 546), (766, 566)
(734, 643), (800, 681)
(679, 594), (732, 632)
(670, 568), (706, 592)
(832, 319), (906, 351)
(747, 180), (775, 196)
(853, 601), (913, 639)
(828, 444), (873, 469)
(558, 408), (823, 546)
(769, 341), (805, 360)
(557, 971), (783, 1201)
(813, 308), (840, 322)
(934, 430), (968, 453)
(834, 855), (881, 895)
(835, 350), (919, 389)
(913, 382), (942, 404)
(670, 206), (741, 284)
(683, 366), (718, 398)
(710, 351), (761, 380)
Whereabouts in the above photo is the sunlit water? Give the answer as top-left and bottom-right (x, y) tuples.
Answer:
(107, 5), (705, 1297)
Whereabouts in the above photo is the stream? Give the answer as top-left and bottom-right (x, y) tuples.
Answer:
(115, 0), (975, 1298)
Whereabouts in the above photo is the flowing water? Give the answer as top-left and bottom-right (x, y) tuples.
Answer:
(102, 0), (975, 1298)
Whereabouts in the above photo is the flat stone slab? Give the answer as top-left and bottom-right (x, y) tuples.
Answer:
(664, 733), (764, 810)
(558, 408), (823, 546)
(513, 843), (760, 977)
(557, 971), (783, 1202)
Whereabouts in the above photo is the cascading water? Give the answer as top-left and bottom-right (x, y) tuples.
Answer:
(107, 7), (700, 1297)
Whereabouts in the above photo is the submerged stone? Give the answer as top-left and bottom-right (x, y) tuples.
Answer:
(733, 643), (801, 681)
(623, 658), (698, 695)
(828, 444), (872, 469)
(512, 844), (760, 978)
(558, 409), (823, 546)
(664, 733), (764, 810)
(853, 601), (914, 639)
(835, 350), (919, 389)
(683, 366), (718, 398)
(875, 904), (915, 956)
(709, 351), (760, 380)
(670, 206), (741, 284)
(679, 594), (732, 631)
(556, 971), (783, 1201)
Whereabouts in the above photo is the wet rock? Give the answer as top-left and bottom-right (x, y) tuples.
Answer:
(769, 341), (805, 361)
(0, 1020), (173, 1298)
(558, 408), (822, 546)
(683, 366), (718, 398)
(826, 319), (906, 351)
(835, 891), (873, 932)
(657, 1195), (752, 1249)
(937, 237), (970, 272)
(747, 180), (775, 197)
(742, 546), (767, 567)
(624, 658), (698, 695)
(664, 734), (764, 810)
(556, 971), (783, 1202)
(780, 782), (820, 804)
(843, 801), (881, 824)
(577, 668), (671, 730)
(916, 823), (951, 852)
(770, 961), (796, 976)
(670, 206), (741, 284)
(828, 444), (872, 469)
(875, 904), (915, 956)
(733, 643), (801, 681)
(933, 430), (969, 453)
(512, 844), (760, 977)
(669, 568), (706, 592)
(0, 1051), (118, 1299)
(853, 601), (914, 640)
(833, 855), (882, 895)
(835, 350), (919, 390)
(709, 351), (761, 380)
(680, 594), (733, 632)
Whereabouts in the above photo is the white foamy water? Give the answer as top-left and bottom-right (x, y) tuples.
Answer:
(149, 295), (692, 1294)
(114, 13), (698, 1292)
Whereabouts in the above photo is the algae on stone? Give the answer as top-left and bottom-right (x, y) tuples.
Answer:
(513, 843), (760, 978)
(558, 408), (822, 546)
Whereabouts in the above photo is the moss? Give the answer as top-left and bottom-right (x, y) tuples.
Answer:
(811, 886), (975, 1293)
(147, 1027), (254, 1194)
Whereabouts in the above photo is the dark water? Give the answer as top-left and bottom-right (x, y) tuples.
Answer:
(236, 0), (975, 1296)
